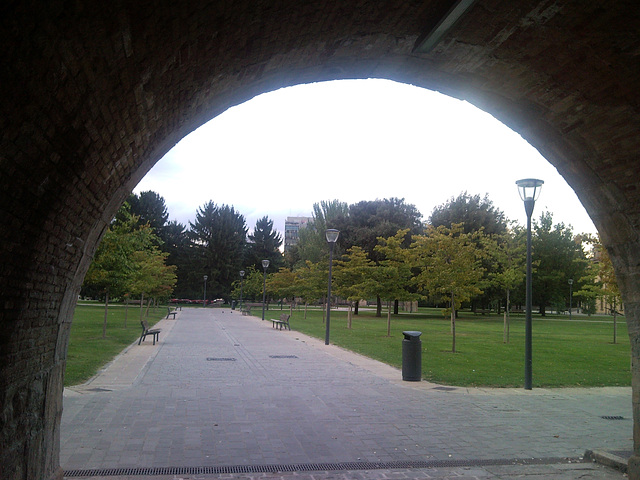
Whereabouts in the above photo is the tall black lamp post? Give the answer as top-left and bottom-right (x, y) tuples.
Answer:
(325, 229), (340, 345)
(568, 278), (573, 321)
(516, 178), (544, 390)
(203, 275), (208, 308)
(239, 270), (245, 309)
(261, 259), (270, 321)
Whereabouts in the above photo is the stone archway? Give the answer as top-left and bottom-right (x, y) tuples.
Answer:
(1, 2), (639, 479)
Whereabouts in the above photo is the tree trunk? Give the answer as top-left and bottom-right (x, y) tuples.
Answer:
(504, 289), (510, 344)
(376, 295), (382, 317)
(145, 297), (152, 317)
(354, 302), (359, 315)
(304, 302), (308, 320)
(387, 301), (392, 337)
(139, 293), (145, 322)
(348, 302), (353, 329)
(451, 292), (456, 353)
(394, 299), (399, 315)
(124, 295), (129, 328)
(102, 290), (109, 339)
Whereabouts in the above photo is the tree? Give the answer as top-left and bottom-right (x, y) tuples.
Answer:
(128, 247), (177, 318)
(336, 198), (423, 316)
(333, 246), (376, 328)
(484, 226), (526, 342)
(187, 201), (247, 300)
(295, 200), (349, 265)
(127, 191), (169, 238)
(411, 224), (485, 353)
(295, 261), (328, 319)
(267, 268), (299, 310)
(374, 229), (420, 332)
(246, 216), (284, 271)
(532, 212), (588, 315)
(429, 191), (508, 236)
(82, 203), (163, 337)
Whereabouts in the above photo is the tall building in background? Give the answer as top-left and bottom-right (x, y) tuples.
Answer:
(284, 216), (312, 252)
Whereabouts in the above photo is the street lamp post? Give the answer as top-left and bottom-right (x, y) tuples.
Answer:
(516, 178), (544, 390)
(325, 229), (340, 345)
(261, 260), (270, 321)
(239, 270), (245, 310)
(203, 275), (208, 308)
(568, 278), (573, 321)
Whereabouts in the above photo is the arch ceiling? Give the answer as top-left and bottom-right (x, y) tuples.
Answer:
(1, 2), (639, 479)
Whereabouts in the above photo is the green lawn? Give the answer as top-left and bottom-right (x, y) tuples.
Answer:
(283, 306), (631, 388)
(65, 303), (631, 389)
(64, 303), (165, 386)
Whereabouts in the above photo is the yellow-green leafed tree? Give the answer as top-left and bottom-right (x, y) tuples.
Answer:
(267, 268), (299, 313)
(411, 223), (485, 353)
(295, 261), (327, 319)
(333, 246), (376, 329)
(374, 229), (421, 336)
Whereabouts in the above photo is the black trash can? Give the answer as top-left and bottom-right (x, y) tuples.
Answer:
(231, 301), (236, 310)
(402, 331), (422, 381)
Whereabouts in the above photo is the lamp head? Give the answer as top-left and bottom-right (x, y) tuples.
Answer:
(239, 270), (245, 277)
(568, 278), (573, 285)
(262, 259), (270, 269)
(516, 178), (544, 202)
(203, 275), (208, 281)
(325, 229), (340, 244)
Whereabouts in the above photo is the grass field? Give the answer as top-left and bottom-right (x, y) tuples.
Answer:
(281, 306), (631, 388)
(64, 303), (165, 386)
(65, 303), (631, 389)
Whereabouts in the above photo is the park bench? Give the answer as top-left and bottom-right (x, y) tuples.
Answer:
(138, 319), (161, 345)
(241, 303), (263, 316)
(166, 307), (178, 319)
(474, 309), (491, 315)
(271, 313), (291, 330)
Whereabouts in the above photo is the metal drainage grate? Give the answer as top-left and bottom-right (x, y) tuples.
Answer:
(433, 386), (456, 391)
(206, 357), (237, 361)
(64, 457), (584, 477)
(269, 355), (298, 359)
(601, 415), (625, 420)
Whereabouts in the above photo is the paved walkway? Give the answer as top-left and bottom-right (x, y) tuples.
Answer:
(61, 308), (632, 479)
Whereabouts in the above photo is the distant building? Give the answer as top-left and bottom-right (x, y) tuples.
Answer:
(284, 216), (312, 252)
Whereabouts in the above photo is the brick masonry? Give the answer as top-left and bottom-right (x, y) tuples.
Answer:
(0, 2), (639, 480)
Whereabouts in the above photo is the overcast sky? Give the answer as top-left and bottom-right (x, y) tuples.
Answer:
(134, 79), (597, 237)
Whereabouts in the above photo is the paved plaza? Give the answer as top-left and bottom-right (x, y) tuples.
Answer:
(61, 308), (632, 479)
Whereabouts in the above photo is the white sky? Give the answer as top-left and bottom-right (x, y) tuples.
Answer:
(134, 79), (597, 237)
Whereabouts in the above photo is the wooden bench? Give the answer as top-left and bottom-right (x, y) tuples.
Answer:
(166, 307), (177, 319)
(271, 313), (291, 330)
(474, 309), (491, 315)
(241, 303), (263, 316)
(138, 320), (161, 345)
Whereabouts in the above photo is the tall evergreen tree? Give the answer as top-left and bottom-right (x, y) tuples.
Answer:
(246, 216), (284, 271)
(186, 201), (247, 300)
(128, 191), (169, 238)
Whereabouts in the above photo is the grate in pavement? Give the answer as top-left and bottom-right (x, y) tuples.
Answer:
(63, 457), (585, 477)
(269, 355), (298, 359)
(206, 357), (237, 361)
(601, 415), (625, 420)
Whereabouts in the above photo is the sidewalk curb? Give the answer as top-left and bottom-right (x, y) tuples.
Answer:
(585, 449), (628, 473)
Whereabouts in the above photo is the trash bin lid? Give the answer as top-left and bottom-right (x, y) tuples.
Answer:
(402, 330), (422, 340)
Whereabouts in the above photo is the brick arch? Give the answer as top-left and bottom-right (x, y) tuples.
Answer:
(1, 2), (639, 480)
